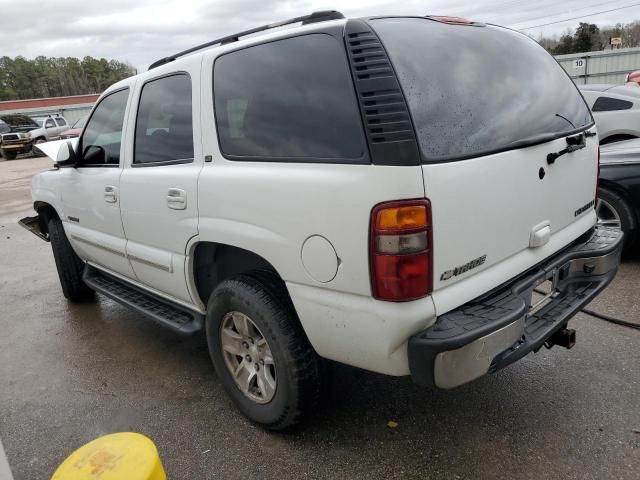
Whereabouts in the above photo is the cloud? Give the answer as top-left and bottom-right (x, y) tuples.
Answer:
(0, 0), (639, 70)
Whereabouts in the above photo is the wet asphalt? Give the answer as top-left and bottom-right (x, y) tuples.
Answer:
(0, 157), (639, 480)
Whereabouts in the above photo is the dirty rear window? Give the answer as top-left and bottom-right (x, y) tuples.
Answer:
(372, 18), (593, 162)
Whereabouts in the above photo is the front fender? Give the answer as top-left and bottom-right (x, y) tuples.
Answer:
(31, 171), (65, 219)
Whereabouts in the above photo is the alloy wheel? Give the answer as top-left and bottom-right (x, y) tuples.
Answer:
(219, 311), (277, 404)
(596, 198), (622, 229)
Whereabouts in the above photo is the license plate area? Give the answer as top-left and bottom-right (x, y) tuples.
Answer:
(529, 270), (560, 315)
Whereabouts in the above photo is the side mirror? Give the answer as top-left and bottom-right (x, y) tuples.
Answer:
(83, 145), (106, 165)
(55, 141), (78, 167)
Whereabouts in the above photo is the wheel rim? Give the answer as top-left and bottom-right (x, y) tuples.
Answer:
(596, 198), (622, 229)
(219, 311), (277, 404)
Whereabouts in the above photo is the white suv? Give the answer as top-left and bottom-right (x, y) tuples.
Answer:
(20, 12), (623, 430)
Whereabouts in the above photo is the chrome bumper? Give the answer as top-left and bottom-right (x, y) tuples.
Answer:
(408, 226), (623, 389)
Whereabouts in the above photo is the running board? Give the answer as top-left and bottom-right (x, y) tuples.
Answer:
(83, 265), (204, 335)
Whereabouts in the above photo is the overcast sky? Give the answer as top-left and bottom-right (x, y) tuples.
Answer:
(2, 0), (640, 70)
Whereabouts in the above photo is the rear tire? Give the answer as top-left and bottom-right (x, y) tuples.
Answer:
(205, 271), (323, 431)
(48, 217), (94, 302)
(597, 187), (637, 250)
(1, 149), (16, 160)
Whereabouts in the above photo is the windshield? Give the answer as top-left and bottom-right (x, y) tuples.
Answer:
(33, 119), (44, 127)
(72, 116), (88, 129)
(0, 115), (39, 128)
(372, 18), (593, 162)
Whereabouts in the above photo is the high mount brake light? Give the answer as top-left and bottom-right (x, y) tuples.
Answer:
(426, 16), (475, 25)
(370, 199), (433, 301)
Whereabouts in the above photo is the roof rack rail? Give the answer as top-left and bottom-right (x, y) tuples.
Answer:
(148, 10), (345, 70)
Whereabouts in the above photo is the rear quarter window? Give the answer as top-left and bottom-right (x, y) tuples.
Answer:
(592, 96), (633, 112)
(213, 34), (367, 163)
(372, 18), (593, 162)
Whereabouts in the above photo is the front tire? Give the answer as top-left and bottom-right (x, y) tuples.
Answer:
(48, 217), (94, 302)
(1, 149), (16, 160)
(206, 272), (323, 431)
(596, 187), (637, 250)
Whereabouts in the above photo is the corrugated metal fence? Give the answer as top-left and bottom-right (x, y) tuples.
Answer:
(555, 47), (640, 85)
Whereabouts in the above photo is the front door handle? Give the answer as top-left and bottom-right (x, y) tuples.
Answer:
(167, 188), (186, 210)
(104, 185), (118, 203)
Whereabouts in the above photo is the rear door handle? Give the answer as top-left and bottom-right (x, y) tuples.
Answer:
(167, 188), (186, 210)
(104, 185), (118, 203)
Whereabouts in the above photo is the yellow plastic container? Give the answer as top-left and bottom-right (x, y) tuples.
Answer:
(51, 432), (166, 480)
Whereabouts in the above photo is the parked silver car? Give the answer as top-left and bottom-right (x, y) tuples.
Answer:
(29, 115), (69, 155)
(579, 84), (640, 144)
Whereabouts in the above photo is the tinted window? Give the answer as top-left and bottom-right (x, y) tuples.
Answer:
(134, 74), (193, 164)
(55, 118), (67, 126)
(214, 34), (366, 161)
(372, 19), (593, 162)
(79, 88), (129, 166)
(45, 119), (55, 128)
(593, 96), (633, 112)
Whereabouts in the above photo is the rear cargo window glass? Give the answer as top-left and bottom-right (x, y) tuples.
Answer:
(213, 34), (366, 162)
(592, 96), (633, 112)
(372, 18), (593, 162)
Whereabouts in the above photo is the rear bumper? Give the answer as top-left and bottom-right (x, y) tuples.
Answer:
(408, 226), (623, 389)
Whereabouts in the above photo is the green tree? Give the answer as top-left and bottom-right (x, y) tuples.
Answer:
(0, 55), (136, 101)
(553, 34), (575, 54)
(573, 22), (600, 52)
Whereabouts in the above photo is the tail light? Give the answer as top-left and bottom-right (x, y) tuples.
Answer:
(370, 199), (432, 301)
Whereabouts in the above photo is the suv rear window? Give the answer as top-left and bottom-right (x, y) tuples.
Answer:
(372, 18), (593, 162)
(213, 34), (366, 162)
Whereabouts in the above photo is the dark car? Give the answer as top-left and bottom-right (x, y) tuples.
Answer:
(598, 138), (640, 250)
(0, 114), (39, 160)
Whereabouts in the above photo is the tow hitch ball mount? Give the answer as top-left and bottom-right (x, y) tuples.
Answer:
(544, 328), (577, 350)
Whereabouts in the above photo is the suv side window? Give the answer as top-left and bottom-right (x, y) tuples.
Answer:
(78, 88), (129, 167)
(213, 34), (366, 162)
(134, 73), (193, 165)
(592, 96), (633, 112)
(45, 119), (55, 128)
(55, 118), (67, 127)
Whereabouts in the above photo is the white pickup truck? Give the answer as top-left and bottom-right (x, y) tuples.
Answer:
(20, 12), (623, 430)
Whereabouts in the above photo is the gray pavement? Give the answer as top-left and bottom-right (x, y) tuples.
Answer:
(0, 157), (639, 479)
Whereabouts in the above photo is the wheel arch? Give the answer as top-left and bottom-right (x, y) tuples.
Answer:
(597, 181), (639, 229)
(599, 133), (639, 145)
(33, 201), (61, 235)
(191, 241), (292, 308)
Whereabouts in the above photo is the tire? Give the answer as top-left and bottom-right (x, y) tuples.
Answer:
(47, 217), (94, 302)
(597, 187), (637, 250)
(1, 149), (16, 160)
(205, 271), (323, 431)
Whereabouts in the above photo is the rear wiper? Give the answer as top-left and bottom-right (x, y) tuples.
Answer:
(547, 131), (594, 164)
